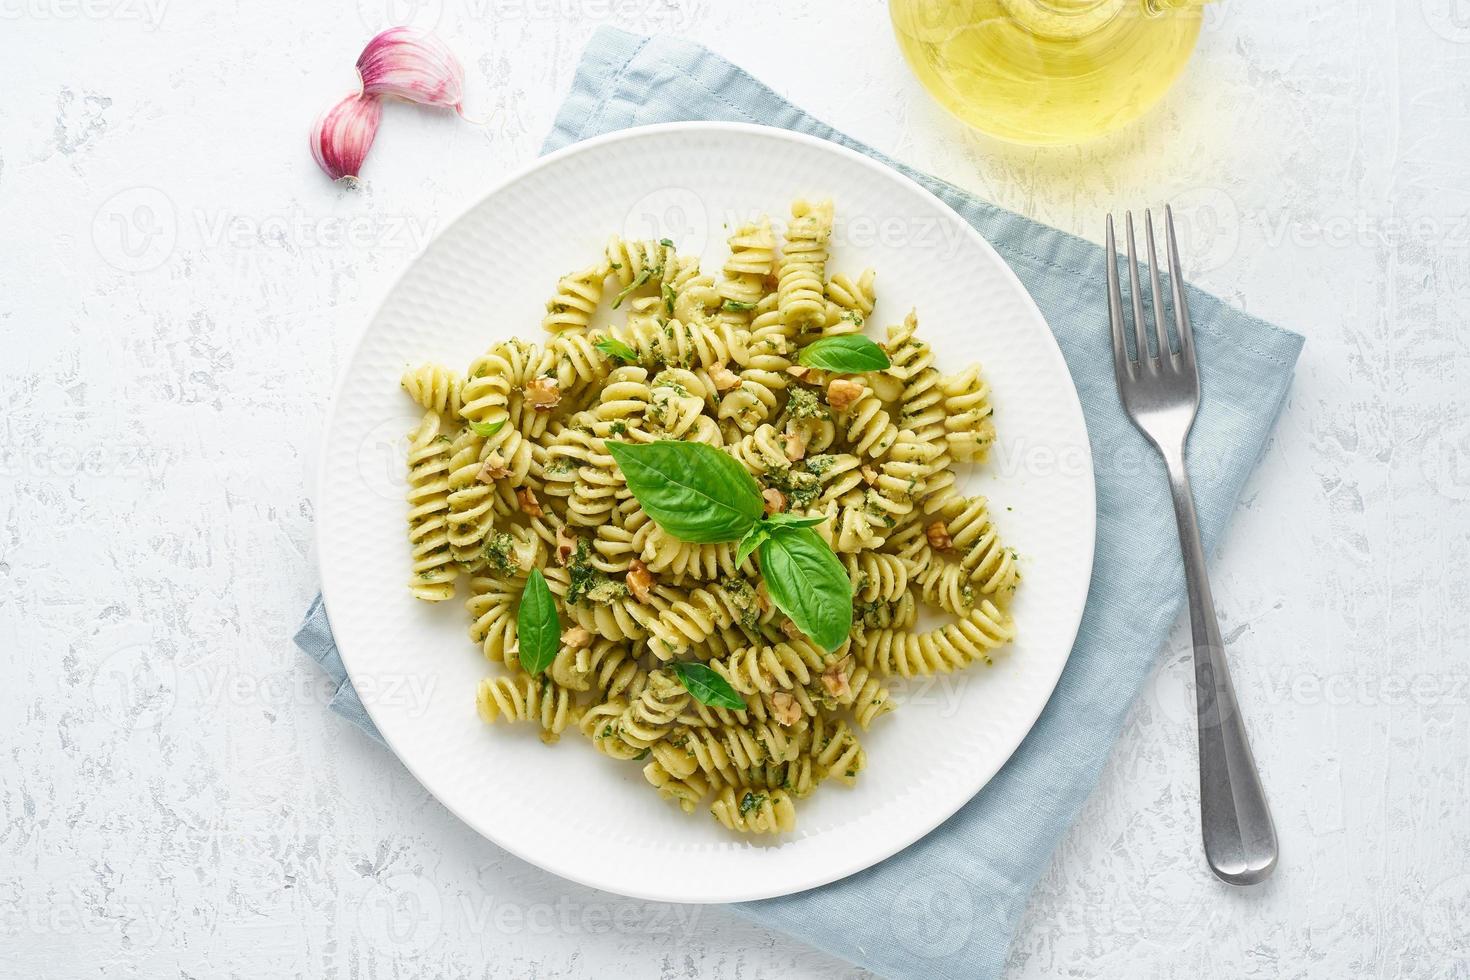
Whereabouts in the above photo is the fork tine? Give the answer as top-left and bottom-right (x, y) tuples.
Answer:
(1164, 205), (1196, 371)
(1144, 209), (1171, 360)
(1105, 214), (1131, 379)
(1124, 212), (1152, 366)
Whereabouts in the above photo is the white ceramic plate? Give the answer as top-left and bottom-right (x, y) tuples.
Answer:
(317, 122), (1095, 904)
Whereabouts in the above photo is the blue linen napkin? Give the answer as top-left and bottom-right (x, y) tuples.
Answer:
(296, 27), (1304, 979)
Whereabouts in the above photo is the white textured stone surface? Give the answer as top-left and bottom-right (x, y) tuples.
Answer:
(2, 1), (1466, 977)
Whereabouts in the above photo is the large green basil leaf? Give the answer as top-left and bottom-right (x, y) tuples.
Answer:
(606, 440), (763, 544)
(517, 568), (560, 676)
(796, 335), (891, 373)
(758, 525), (853, 652)
(669, 661), (746, 710)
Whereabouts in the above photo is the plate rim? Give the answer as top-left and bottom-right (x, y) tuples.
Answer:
(316, 120), (1097, 903)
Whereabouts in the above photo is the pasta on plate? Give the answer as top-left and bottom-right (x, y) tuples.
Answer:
(397, 199), (1020, 835)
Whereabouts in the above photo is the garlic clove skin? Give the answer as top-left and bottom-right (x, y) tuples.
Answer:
(356, 26), (465, 112)
(310, 92), (382, 182)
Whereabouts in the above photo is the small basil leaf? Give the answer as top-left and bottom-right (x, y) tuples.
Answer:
(761, 513), (828, 530)
(612, 268), (654, 309)
(796, 335), (891, 373)
(469, 418), (506, 438)
(606, 440), (763, 544)
(662, 282), (676, 316)
(669, 661), (746, 710)
(593, 336), (639, 364)
(659, 238), (676, 249)
(758, 525), (853, 652)
(735, 525), (768, 567)
(721, 299), (757, 312)
(517, 568), (560, 675)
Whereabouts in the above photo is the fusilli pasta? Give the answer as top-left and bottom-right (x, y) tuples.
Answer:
(396, 198), (1023, 835)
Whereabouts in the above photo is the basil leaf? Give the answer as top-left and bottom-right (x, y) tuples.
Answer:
(662, 282), (676, 316)
(670, 661), (746, 710)
(721, 299), (757, 312)
(612, 268), (654, 309)
(797, 335), (891, 373)
(761, 513), (828, 530)
(468, 418), (506, 438)
(594, 336), (639, 364)
(659, 238), (676, 249)
(606, 440), (763, 543)
(735, 525), (768, 567)
(758, 525), (853, 652)
(517, 568), (560, 675)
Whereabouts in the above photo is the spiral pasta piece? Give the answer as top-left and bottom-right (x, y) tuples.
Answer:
(615, 669), (690, 749)
(400, 362), (462, 416)
(476, 675), (579, 743)
(644, 581), (767, 659)
(541, 262), (608, 335)
(709, 786), (796, 834)
(937, 495), (1020, 597)
(777, 199), (833, 334)
(550, 331), (614, 395)
(643, 760), (712, 813)
(940, 365), (996, 462)
(857, 602), (1016, 678)
(823, 268), (876, 336)
(834, 380), (899, 459)
(845, 663), (894, 729)
(717, 218), (776, 326)
(811, 715), (865, 784)
(579, 698), (644, 760)
(712, 639), (828, 697)
(404, 412), (458, 601)
(845, 552), (909, 603)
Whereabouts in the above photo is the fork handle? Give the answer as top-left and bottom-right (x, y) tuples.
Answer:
(1165, 453), (1279, 885)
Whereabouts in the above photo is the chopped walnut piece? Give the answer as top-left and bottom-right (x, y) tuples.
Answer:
(770, 691), (802, 727)
(475, 451), (509, 483)
(926, 520), (953, 551)
(779, 617), (801, 638)
(562, 626), (592, 651)
(710, 363), (742, 392)
(786, 364), (812, 381)
(762, 488), (787, 515)
(784, 428), (809, 462)
(524, 376), (562, 411)
(754, 582), (772, 613)
(821, 658), (852, 700)
(516, 487), (544, 518)
(555, 526), (578, 565)
(826, 378), (865, 413)
(860, 465), (878, 486)
(625, 559), (654, 603)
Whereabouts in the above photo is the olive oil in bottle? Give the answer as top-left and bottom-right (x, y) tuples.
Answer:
(889, 0), (1207, 145)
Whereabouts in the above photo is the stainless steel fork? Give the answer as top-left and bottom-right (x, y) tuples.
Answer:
(1106, 207), (1278, 885)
